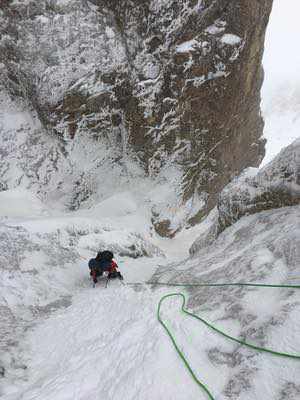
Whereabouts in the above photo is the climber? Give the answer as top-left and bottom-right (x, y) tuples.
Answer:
(88, 250), (123, 284)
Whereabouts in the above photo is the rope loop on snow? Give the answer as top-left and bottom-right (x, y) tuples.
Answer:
(155, 283), (300, 400)
(126, 281), (300, 400)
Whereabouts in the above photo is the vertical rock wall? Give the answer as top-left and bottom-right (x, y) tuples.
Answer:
(0, 0), (273, 235)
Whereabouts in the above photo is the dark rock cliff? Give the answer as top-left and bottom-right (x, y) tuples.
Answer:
(0, 0), (273, 235)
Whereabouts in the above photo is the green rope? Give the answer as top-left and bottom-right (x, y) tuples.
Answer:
(156, 284), (300, 400)
(127, 281), (300, 289)
(157, 292), (214, 400)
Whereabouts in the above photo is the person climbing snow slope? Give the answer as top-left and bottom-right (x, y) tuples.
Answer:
(88, 250), (123, 284)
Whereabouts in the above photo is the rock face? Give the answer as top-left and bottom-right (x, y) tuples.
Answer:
(218, 139), (300, 231)
(190, 139), (300, 255)
(0, 0), (273, 235)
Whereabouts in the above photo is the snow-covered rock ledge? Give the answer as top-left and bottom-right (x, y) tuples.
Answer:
(218, 139), (300, 231)
(190, 139), (300, 255)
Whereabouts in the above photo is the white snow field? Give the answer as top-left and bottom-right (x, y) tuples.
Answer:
(1, 192), (300, 400)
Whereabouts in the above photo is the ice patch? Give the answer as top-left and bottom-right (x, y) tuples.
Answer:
(176, 39), (199, 53)
(221, 33), (242, 45)
(105, 26), (115, 39)
(205, 24), (225, 35)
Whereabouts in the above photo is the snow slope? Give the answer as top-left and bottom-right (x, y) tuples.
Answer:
(0, 177), (206, 398)
(1, 202), (299, 400)
(1, 2), (300, 398)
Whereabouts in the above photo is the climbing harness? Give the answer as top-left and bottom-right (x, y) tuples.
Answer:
(128, 281), (300, 399)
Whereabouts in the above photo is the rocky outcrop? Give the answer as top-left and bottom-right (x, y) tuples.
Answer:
(217, 139), (300, 231)
(190, 139), (300, 255)
(0, 0), (273, 235)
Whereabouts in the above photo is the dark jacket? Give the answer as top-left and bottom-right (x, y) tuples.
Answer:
(88, 258), (118, 273)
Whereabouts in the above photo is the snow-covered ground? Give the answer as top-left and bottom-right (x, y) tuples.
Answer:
(1, 201), (299, 400)
(0, 181), (207, 398)
(0, 138), (299, 399)
(1, 1), (300, 399)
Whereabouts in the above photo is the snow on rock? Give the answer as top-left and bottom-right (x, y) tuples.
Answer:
(1, 1), (299, 398)
(75, 226), (164, 259)
(0, 208), (165, 393)
(190, 139), (300, 256)
(2, 206), (300, 400)
(205, 22), (226, 35)
(0, 0), (273, 236)
(217, 139), (300, 231)
(0, 221), (80, 392)
(152, 205), (300, 399)
(176, 39), (199, 53)
(220, 33), (242, 45)
(0, 91), (191, 237)
(189, 207), (219, 256)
